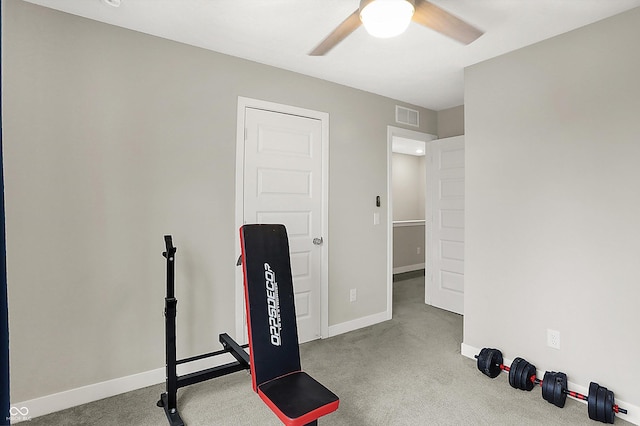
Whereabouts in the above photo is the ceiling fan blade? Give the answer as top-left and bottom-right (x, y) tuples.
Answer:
(412, 0), (483, 45)
(309, 9), (361, 56)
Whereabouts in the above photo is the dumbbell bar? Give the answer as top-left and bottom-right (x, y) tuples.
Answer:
(475, 348), (627, 424)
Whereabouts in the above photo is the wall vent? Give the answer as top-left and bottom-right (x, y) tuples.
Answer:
(395, 105), (419, 127)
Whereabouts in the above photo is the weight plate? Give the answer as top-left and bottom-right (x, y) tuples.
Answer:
(476, 348), (490, 374)
(477, 348), (503, 378)
(604, 389), (615, 424)
(597, 386), (607, 423)
(487, 349), (502, 379)
(509, 358), (522, 389)
(516, 359), (528, 390)
(588, 382), (599, 421)
(543, 371), (563, 406)
(520, 360), (533, 391)
(523, 362), (536, 391)
(479, 348), (490, 372)
(490, 350), (504, 378)
(542, 371), (554, 403)
(554, 372), (567, 408)
(517, 359), (530, 391)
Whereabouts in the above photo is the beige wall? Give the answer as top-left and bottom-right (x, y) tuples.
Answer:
(2, 1), (437, 402)
(465, 6), (640, 409)
(392, 225), (425, 271)
(437, 105), (464, 138)
(391, 153), (426, 221)
(391, 153), (426, 271)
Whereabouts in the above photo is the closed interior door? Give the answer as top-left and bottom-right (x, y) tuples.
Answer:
(243, 107), (323, 343)
(426, 136), (465, 315)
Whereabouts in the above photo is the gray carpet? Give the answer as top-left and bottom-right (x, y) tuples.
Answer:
(26, 271), (629, 425)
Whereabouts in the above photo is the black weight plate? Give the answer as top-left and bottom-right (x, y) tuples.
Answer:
(490, 350), (504, 378)
(476, 348), (490, 374)
(477, 348), (503, 378)
(515, 359), (528, 390)
(518, 360), (532, 391)
(480, 348), (503, 379)
(524, 363), (537, 391)
(597, 386), (607, 423)
(556, 373), (567, 408)
(588, 382), (599, 421)
(542, 371), (554, 403)
(541, 371), (565, 407)
(604, 389), (615, 424)
(554, 372), (567, 408)
(509, 358), (522, 389)
(515, 359), (529, 390)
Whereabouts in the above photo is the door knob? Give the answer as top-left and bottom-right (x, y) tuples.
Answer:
(313, 237), (324, 246)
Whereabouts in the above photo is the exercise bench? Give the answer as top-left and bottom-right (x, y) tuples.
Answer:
(157, 227), (338, 425)
(240, 224), (339, 426)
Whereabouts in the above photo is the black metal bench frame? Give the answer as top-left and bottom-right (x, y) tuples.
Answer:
(157, 235), (250, 426)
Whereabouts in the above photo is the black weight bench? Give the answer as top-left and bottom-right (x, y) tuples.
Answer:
(240, 224), (339, 426)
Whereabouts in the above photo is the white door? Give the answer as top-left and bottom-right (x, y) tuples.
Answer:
(243, 107), (323, 343)
(426, 136), (465, 315)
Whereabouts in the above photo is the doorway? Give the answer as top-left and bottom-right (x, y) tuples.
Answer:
(387, 126), (435, 316)
(391, 137), (427, 274)
(235, 97), (329, 344)
(388, 128), (466, 316)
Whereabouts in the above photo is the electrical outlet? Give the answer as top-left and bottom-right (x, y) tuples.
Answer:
(417, 246), (421, 254)
(547, 329), (560, 350)
(349, 288), (357, 302)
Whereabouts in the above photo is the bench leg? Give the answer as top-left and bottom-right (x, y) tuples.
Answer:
(304, 421), (318, 426)
(157, 392), (185, 426)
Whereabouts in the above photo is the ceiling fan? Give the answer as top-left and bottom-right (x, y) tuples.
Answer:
(309, 0), (483, 56)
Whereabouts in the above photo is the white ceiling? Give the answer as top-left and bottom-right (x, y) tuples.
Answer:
(23, 0), (640, 111)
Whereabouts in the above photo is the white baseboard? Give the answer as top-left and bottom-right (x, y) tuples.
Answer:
(393, 263), (425, 274)
(327, 310), (391, 338)
(10, 368), (164, 423)
(461, 342), (480, 360)
(461, 343), (639, 426)
(10, 352), (239, 423)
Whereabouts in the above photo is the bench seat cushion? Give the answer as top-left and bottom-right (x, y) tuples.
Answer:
(257, 371), (339, 426)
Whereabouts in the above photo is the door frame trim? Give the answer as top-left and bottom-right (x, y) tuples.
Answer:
(235, 97), (330, 342)
(387, 126), (436, 317)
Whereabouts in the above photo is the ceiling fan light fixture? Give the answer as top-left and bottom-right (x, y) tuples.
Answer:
(360, 0), (415, 38)
(101, 0), (121, 7)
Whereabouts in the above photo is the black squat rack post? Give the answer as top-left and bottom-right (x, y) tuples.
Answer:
(157, 235), (250, 426)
